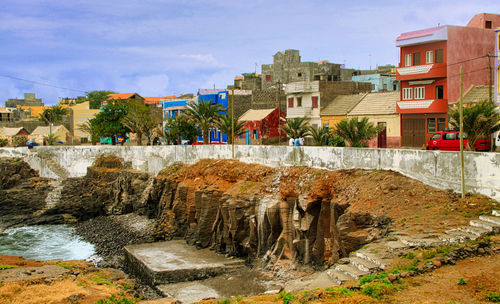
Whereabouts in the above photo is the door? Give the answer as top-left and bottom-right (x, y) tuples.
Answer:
(245, 130), (251, 145)
(401, 118), (426, 147)
(377, 122), (387, 148)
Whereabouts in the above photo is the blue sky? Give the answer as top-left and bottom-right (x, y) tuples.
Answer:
(1, 0), (499, 105)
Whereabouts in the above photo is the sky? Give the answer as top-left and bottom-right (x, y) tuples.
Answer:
(1, 0), (499, 106)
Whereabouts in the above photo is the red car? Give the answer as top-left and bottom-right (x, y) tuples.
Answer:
(427, 130), (491, 151)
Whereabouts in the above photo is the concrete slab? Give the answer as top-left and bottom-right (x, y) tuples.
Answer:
(124, 240), (245, 285)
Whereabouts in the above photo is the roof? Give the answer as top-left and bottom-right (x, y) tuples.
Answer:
(0, 108), (11, 114)
(0, 127), (26, 136)
(396, 25), (447, 41)
(462, 85), (489, 104)
(349, 91), (399, 116)
(321, 93), (367, 116)
(199, 89), (226, 95)
(30, 125), (67, 136)
(164, 106), (186, 111)
(107, 93), (143, 100)
(239, 109), (275, 122)
(143, 96), (176, 104)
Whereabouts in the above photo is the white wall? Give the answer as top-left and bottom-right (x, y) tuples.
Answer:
(1, 145), (499, 201)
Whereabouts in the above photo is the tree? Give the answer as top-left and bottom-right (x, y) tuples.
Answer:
(281, 117), (310, 139)
(307, 126), (330, 146)
(164, 115), (199, 144)
(78, 121), (99, 145)
(216, 115), (245, 144)
(184, 100), (225, 144)
(39, 106), (68, 137)
(87, 90), (116, 109)
(121, 100), (156, 145)
(333, 117), (382, 147)
(90, 100), (129, 145)
(449, 99), (500, 151)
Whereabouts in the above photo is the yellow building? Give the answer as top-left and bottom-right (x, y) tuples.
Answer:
(320, 93), (367, 128)
(29, 125), (71, 145)
(69, 101), (99, 143)
(348, 91), (401, 148)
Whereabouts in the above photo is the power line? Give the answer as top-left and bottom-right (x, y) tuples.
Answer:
(0, 74), (88, 94)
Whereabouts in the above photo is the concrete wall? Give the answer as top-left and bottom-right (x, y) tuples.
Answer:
(1, 145), (499, 201)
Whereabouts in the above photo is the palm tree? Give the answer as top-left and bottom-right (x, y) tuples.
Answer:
(281, 117), (310, 139)
(333, 117), (381, 147)
(79, 121), (99, 145)
(39, 106), (68, 137)
(184, 100), (225, 144)
(307, 126), (330, 146)
(449, 99), (500, 151)
(216, 115), (246, 144)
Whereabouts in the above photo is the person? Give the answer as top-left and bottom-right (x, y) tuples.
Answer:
(294, 137), (300, 146)
(299, 136), (304, 146)
(289, 137), (295, 146)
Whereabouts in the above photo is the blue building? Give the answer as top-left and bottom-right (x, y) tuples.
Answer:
(197, 89), (229, 143)
(351, 74), (398, 92)
(161, 98), (190, 120)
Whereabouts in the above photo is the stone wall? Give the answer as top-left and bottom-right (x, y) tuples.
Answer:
(0, 145), (498, 201)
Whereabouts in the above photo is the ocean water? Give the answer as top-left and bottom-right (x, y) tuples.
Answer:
(0, 225), (95, 261)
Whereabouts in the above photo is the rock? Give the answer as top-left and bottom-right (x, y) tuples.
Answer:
(264, 290), (281, 295)
(433, 260), (442, 268)
(478, 248), (485, 255)
(387, 273), (398, 282)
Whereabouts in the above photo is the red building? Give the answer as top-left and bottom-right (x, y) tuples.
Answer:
(395, 13), (500, 147)
(238, 108), (286, 144)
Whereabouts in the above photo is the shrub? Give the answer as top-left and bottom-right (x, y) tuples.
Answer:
(361, 281), (396, 299)
(279, 290), (296, 304)
(96, 295), (136, 304)
(0, 138), (7, 147)
(486, 292), (500, 302)
(457, 278), (467, 285)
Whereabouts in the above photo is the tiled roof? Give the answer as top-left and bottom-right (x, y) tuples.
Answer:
(143, 96), (176, 102)
(349, 91), (399, 115)
(107, 93), (143, 100)
(239, 109), (275, 121)
(30, 125), (66, 136)
(396, 25), (447, 41)
(462, 85), (489, 104)
(321, 93), (367, 116)
(0, 127), (26, 137)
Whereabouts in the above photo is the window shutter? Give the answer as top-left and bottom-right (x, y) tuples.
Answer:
(312, 96), (318, 108)
(288, 98), (294, 108)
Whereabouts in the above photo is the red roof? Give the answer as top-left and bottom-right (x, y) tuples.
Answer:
(396, 25), (447, 41)
(143, 96), (176, 104)
(107, 93), (142, 100)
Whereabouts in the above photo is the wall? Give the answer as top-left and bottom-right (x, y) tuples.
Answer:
(0, 145), (499, 201)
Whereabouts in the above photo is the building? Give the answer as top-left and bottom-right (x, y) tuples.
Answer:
(461, 85), (490, 106)
(161, 97), (194, 120)
(321, 93), (367, 129)
(286, 81), (372, 128)
(237, 108), (286, 145)
(348, 91), (401, 148)
(58, 97), (86, 106)
(351, 74), (398, 92)
(68, 101), (100, 143)
(143, 96), (176, 108)
(261, 50), (355, 90)
(198, 89), (229, 143)
(29, 125), (71, 145)
(5, 93), (43, 108)
(0, 127), (29, 146)
(105, 93), (144, 106)
(395, 13), (500, 147)
(496, 28), (500, 105)
(0, 108), (14, 122)
(230, 73), (262, 90)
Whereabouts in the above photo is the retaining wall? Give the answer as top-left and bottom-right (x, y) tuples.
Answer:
(0, 145), (498, 201)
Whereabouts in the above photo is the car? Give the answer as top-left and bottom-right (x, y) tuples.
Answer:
(427, 130), (491, 151)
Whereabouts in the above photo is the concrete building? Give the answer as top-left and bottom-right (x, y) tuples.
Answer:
(237, 108), (286, 145)
(285, 81), (372, 128)
(0, 108), (14, 122)
(348, 91), (401, 148)
(351, 74), (398, 92)
(395, 13), (500, 147)
(29, 125), (71, 145)
(68, 101), (100, 144)
(230, 73), (262, 91)
(261, 50), (351, 90)
(321, 93), (367, 129)
(198, 89), (229, 143)
(143, 96), (176, 108)
(0, 127), (29, 146)
(5, 93), (43, 108)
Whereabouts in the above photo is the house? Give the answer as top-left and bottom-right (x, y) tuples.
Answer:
(395, 13), (500, 147)
(29, 125), (71, 145)
(351, 74), (398, 92)
(68, 101), (100, 144)
(286, 81), (372, 128)
(0, 127), (29, 146)
(347, 91), (401, 148)
(198, 89), (229, 143)
(105, 93), (144, 106)
(0, 108), (14, 122)
(237, 108), (286, 145)
(321, 93), (367, 129)
(143, 96), (176, 107)
(5, 93), (43, 108)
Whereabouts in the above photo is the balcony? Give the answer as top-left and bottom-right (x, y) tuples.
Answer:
(396, 63), (446, 81)
(396, 99), (448, 114)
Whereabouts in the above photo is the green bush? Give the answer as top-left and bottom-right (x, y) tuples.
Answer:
(325, 287), (353, 296)
(96, 295), (136, 304)
(0, 138), (7, 147)
(457, 278), (467, 285)
(361, 282), (396, 299)
(359, 272), (389, 286)
(486, 292), (500, 302)
(279, 290), (296, 304)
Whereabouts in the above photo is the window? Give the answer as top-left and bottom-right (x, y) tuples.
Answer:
(425, 50), (433, 64)
(437, 118), (446, 131)
(288, 97), (294, 108)
(436, 85), (444, 99)
(404, 54), (412, 66)
(297, 97), (302, 107)
(403, 88), (413, 100)
(266, 75), (271, 82)
(414, 87), (425, 99)
(435, 49), (444, 63)
(444, 133), (456, 140)
(486, 20), (492, 29)
(323, 123), (329, 130)
(427, 118), (436, 133)
(80, 137), (88, 143)
(413, 52), (421, 65)
(312, 96), (318, 108)
(298, 73), (302, 77)
(431, 133), (441, 140)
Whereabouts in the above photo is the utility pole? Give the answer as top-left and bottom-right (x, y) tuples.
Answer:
(459, 66), (465, 199)
(276, 81), (281, 145)
(231, 89), (234, 158)
(488, 52), (493, 104)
